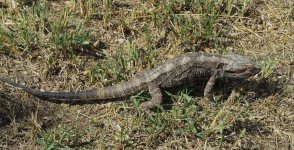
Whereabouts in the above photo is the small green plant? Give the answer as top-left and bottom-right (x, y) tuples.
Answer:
(0, 0), (47, 54)
(144, 111), (168, 138)
(103, 0), (113, 27)
(201, 1), (218, 41)
(260, 58), (278, 79)
(15, 15), (37, 52)
(88, 39), (158, 85)
(88, 51), (129, 85)
(50, 10), (91, 56)
(113, 125), (136, 148)
(37, 112), (91, 149)
(0, 25), (19, 54)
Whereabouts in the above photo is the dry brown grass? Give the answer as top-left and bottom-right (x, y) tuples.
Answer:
(0, 0), (293, 149)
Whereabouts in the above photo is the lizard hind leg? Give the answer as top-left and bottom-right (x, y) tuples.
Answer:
(140, 82), (162, 111)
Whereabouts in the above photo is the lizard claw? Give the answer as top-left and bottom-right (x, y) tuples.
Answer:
(204, 93), (214, 101)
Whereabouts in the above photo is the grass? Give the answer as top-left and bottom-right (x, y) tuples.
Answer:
(0, 0), (293, 149)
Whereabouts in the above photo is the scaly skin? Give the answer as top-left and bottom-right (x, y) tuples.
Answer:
(0, 52), (261, 110)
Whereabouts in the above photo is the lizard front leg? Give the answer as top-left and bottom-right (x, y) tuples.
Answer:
(204, 66), (224, 101)
(140, 82), (162, 111)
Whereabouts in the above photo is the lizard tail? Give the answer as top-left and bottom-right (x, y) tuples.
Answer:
(0, 77), (145, 103)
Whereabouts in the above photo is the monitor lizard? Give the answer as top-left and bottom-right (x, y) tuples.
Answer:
(0, 52), (261, 111)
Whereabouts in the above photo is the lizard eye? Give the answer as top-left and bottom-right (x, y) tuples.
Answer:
(246, 64), (253, 69)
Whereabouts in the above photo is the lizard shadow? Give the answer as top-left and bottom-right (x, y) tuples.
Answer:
(213, 78), (285, 104)
(0, 93), (36, 127)
(0, 93), (60, 128)
(160, 78), (280, 149)
(160, 79), (248, 111)
(161, 77), (284, 111)
(239, 78), (285, 101)
(219, 119), (272, 149)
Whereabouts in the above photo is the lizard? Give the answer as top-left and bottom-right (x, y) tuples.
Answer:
(0, 52), (261, 111)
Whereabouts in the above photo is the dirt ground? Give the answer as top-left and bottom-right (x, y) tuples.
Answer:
(0, 0), (293, 149)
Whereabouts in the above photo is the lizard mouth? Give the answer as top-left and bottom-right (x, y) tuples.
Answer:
(226, 66), (261, 78)
(226, 69), (247, 74)
(251, 67), (262, 74)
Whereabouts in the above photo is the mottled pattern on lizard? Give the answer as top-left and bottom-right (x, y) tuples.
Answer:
(0, 52), (261, 111)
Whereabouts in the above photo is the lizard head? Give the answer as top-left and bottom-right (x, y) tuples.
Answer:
(222, 54), (261, 79)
